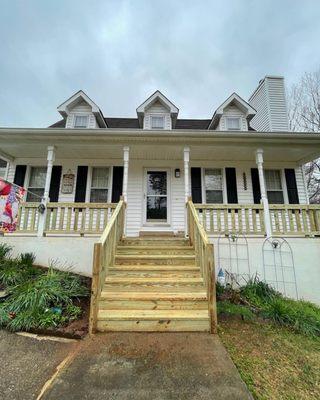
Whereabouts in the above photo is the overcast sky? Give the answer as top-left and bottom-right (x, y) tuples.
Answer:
(0, 0), (319, 127)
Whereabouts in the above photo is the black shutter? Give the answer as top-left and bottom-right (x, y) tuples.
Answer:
(285, 169), (299, 204)
(13, 165), (27, 186)
(75, 166), (88, 202)
(225, 168), (238, 203)
(251, 168), (261, 204)
(49, 166), (62, 202)
(111, 166), (124, 202)
(191, 167), (202, 203)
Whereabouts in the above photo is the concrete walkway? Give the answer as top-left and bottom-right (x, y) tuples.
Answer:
(43, 333), (252, 400)
(0, 330), (76, 400)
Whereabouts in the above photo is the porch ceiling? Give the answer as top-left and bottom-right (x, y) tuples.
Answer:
(0, 128), (320, 164)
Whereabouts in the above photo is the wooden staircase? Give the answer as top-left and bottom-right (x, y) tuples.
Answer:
(96, 237), (210, 332)
(89, 199), (217, 334)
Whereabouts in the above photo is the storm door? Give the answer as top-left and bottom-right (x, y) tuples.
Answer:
(145, 170), (168, 223)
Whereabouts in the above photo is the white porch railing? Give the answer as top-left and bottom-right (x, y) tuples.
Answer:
(194, 204), (320, 236)
(16, 202), (117, 235)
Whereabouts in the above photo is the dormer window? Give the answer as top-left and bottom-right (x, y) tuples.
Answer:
(226, 117), (241, 131)
(74, 115), (89, 128)
(151, 116), (164, 129)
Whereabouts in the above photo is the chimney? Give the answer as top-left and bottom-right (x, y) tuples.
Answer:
(248, 76), (289, 132)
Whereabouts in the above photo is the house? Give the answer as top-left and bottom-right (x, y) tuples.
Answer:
(1, 75), (320, 332)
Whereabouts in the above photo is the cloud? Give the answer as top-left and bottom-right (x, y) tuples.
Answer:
(0, 0), (319, 126)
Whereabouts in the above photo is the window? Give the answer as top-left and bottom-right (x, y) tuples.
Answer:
(226, 117), (241, 131)
(265, 169), (284, 204)
(27, 167), (46, 202)
(204, 168), (223, 203)
(90, 167), (109, 202)
(0, 159), (7, 179)
(74, 115), (88, 128)
(151, 116), (164, 129)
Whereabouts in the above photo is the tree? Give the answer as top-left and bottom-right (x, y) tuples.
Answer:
(287, 69), (320, 203)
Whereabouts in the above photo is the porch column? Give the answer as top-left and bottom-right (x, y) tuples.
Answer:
(255, 148), (272, 238)
(184, 147), (190, 237)
(37, 146), (55, 237)
(122, 146), (129, 202)
(184, 147), (190, 202)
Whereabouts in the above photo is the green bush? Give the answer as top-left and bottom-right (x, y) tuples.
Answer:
(0, 248), (89, 331)
(218, 301), (255, 320)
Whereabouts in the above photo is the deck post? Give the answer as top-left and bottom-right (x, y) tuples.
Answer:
(122, 146), (129, 236)
(255, 148), (272, 238)
(184, 147), (190, 237)
(37, 145), (55, 237)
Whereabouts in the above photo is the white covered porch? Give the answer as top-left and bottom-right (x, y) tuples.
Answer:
(0, 128), (320, 238)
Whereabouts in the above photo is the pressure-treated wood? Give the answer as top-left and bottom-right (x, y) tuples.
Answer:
(194, 203), (320, 237)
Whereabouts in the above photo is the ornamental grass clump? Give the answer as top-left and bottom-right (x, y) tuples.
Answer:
(0, 244), (89, 331)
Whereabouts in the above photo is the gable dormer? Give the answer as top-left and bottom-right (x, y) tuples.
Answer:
(136, 90), (179, 130)
(209, 93), (256, 131)
(57, 90), (106, 128)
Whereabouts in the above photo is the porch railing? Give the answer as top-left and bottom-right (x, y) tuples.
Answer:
(15, 202), (117, 235)
(89, 198), (126, 333)
(187, 199), (217, 333)
(45, 202), (117, 234)
(194, 203), (320, 236)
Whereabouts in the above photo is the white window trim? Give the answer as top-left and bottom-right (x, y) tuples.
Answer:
(201, 167), (227, 204)
(73, 113), (89, 128)
(226, 117), (241, 131)
(150, 114), (165, 129)
(85, 166), (113, 203)
(26, 165), (47, 202)
(264, 168), (289, 204)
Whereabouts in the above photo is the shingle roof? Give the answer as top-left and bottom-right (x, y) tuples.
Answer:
(48, 117), (255, 131)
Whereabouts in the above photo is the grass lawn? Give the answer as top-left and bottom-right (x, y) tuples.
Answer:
(219, 317), (320, 400)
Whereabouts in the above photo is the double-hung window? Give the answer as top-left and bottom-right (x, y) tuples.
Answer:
(204, 168), (223, 203)
(90, 167), (109, 203)
(27, 167), (46, 202)
(0, 159), (7, 179)
(151, 116), (164, 129)
(74, 115), (88, 128)
(265, 169), (284, 204)
(226, 117), (241, 131)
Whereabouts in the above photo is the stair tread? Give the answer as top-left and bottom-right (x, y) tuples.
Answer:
(117, 246), (193, 250)
(100, 291), (207, 300)
(115, 254), (195, 259)
(105, 276), (203, 283)
(98, 309), (209, 320)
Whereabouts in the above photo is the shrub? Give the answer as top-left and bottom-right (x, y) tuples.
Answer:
(0, 243), (12, 262)
(0, 254), (40, 288)
(218, 301), (255, 320)
(240, 276), (279, 307)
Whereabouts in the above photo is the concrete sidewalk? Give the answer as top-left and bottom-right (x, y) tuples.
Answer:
(0, 330), (76, 400)
(43, 333), (252, 400)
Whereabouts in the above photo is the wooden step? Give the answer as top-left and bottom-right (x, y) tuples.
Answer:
(108, 271), (201, 278)
(105, 276), (203, 284)
(102, 284), (206, 292)
(116, 246), (194, 255)
(97, 310), (210, 332)
(100, 291), (207, 301)
(120, 238), (190, 246)
(115, 254), (196, 266)
(109, 265), (200, 272)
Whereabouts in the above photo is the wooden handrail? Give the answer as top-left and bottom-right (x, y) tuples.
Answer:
(89, 199), (126, 333)
(187, 200), (217, 333)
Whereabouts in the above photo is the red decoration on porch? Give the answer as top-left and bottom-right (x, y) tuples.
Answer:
(0, 178), (26, 233)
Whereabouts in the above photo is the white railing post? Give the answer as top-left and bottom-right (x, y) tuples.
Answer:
(255, 148), (272, 238)
(184, 147), (190, 237)
(37, 145), (55, 237)
(122, 146), (129, 236)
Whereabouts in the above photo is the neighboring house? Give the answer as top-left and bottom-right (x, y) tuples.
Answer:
(1, 75), (320, 331)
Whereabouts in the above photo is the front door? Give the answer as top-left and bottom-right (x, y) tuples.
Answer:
(145, 170), (168, 223)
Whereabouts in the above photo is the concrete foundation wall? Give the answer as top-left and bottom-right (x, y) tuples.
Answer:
(1, 235), (319, 305)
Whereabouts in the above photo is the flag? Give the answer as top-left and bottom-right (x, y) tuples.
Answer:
(0, 179), (26, 232)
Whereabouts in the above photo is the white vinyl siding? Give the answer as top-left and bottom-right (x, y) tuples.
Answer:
(249, 76), (289, 132)
(65, 99), (98, 128)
